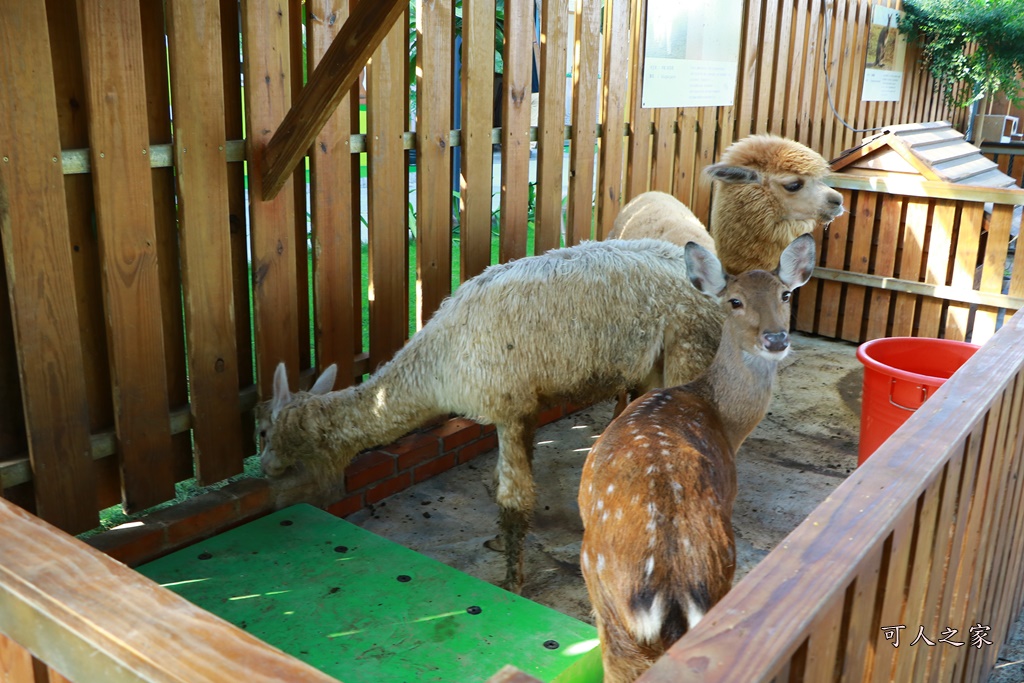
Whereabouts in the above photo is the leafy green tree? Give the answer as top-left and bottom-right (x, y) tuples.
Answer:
(899, 0), (1024, 109)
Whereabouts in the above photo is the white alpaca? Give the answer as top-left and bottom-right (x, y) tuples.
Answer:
(259, 238), (725, 592)
(608, 191), (716, 253)
(705, 134), (844, 274)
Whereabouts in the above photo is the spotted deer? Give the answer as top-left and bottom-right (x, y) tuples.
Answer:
(578, 234), (816, 682)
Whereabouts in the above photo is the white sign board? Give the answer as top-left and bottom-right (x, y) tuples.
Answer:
(861, 6), (906, 102)
(641, 0), (743, 109)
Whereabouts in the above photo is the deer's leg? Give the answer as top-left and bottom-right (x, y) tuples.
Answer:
(491, 418), (536, 593)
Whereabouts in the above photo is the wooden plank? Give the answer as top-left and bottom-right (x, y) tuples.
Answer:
(890, 473), (944, 682)
(594, 0), (630, 241)
(673, 110), (698, 206)
(498, 0), (533, 260)
(0, 631), (39, 682)
(140, 0), (193, 485)
(365, 10), (409, 366)
(693, 107), (718, 225)
(838, 549), (883, 683)
(771, 0), (795, 138)
(989, 375), (1024, 649)
(835, 0), (868, 155)
(817, 189), (853, 338)
(566, 0), (601, 246)
(0, 251), (23, 467)
(801, 592), (845, 682)
(839, 189), (876, 343)
(289, 0), (312, 376)
(76, 0), (175, 511)
(260, 0), (405, 200)
(864, 194), (902, 340)
(415, 0), (453, 326)
(535, 0), (569, 253)
(649, 108), (675, 195)
(624, 0), (651, 200)
(220, 0), (258, 458)
(0, 4), (94, 533)
(916, 198), (955, 339)
(42, 0), (120, 509)
(241, 0), (302, 395)
(755, 0), (779, 135)
(793, 219), (826, 335)
(869, 514), (915, 683)
(458, 0), (495, 280)
(734, 0), (763, 141)
(971, 204), (1014, 343)
(308, 0), (358, 386)
(890, 198), (928, 337)
(0, 498), (337, 683)
(818, 0), (846, 158)
(944, 203), (984, 342)
(165, 0), (246, 484)
(785, 0), (811, 142)
(811, 268), (1024, 310)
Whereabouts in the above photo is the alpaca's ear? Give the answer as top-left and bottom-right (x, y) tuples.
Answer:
(310, 364), (338, 395)
(270, 363), (292, 417)
(704, 163), (761, 185)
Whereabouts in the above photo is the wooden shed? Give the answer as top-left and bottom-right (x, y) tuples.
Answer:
(3, 0), (1024, 681)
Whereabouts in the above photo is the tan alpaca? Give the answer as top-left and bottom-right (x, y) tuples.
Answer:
(706, 134), (844, 274)
(608, 191), (716, 254)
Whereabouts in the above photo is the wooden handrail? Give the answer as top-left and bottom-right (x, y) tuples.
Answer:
(259, 0), (406, 201)
(0, 498), (337, 683)
(827, 173), (1024, 205)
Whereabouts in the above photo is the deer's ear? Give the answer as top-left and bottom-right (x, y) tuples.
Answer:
(270, 363), (292, 418)
(777, 233), (817, 290)
(704, 163), (761, 185)
(684, 241), (728, 297)
(310, 364), (338, 395)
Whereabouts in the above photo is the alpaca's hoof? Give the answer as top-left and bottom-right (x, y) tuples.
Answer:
(483, 534), (505, 553)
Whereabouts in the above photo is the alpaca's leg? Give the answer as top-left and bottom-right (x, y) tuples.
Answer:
(492, 418), (536, 593)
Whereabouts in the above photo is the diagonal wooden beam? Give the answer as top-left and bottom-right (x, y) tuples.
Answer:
(260, 0), (405, 200)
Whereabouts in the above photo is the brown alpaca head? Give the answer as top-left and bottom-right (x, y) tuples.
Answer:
(257, 362), (338, 478)
(705, 134), (845, 225)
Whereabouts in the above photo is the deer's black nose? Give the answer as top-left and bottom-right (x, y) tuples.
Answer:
(763, 331), (789, 353)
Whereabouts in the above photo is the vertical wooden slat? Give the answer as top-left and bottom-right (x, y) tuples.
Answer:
(624, 0), (650, 200)
(240, 0), (301, 394)
(735, 0), (763, 141)
(166, 0), (246, 484)
(869, 514), (915, 683)
(835, 0), (868, 155)
(839, 549), (883, 683)
(649, 108), (675, 194)
(803, 0), (827, 151)
(802, 593), (845, 682)
(890, 198), (928, 338)
(755, 0), (779, 135)
(971, 203), (1014, 343)
(308, 0), (358, 387)
(366, 10), (409, 367)
(595, 0), (630, 241)
(0, 627), (40, 682)
(794, 219), (827, 334)
(692, 107), (718, 225)
(916, 198), (955, 339)
(416, 0), (453, 325)
(839, 189), (876, 343)
(865, 194), (902, 341)
(498, 0), (533, 261)
(785, 0), (810, 142)
(535, 0), (569, 253)
(289, 0), (312, 375)
(220, 0), (257, 457)
(823, 200), (852, 337)
(0, 2), (96, 532)
(459, 0), (495, 281)
(566, 0), (600, 247)
(819, 0), (845, 159)
(943, 203), (982, 342)
(891, 471), (945, 682)
(772, 0), (795, 137)
(674, 109), (699, 207)
(42, 0), (120, 509)
(140, 0), (192, 484)
(76, 0), (175, 511)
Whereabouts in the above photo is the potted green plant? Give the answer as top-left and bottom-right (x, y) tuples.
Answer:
(898, 0), (1024, 141)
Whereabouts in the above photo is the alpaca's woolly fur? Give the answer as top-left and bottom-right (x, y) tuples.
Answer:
(705, 134), (844, 275)
(259, 238), (724, 591)
(608, 191), (716, 254)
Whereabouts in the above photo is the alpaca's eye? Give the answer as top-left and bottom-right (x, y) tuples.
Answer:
(729, 298), (743, 309)
(259, 429), (267, 439)
(783, 180), (804, 192)
(781, 291), (792, 302)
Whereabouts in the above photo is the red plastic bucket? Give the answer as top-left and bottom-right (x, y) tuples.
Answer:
(856, 337), (979, 465)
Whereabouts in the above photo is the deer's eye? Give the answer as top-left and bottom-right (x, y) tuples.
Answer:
(729, 298), (743, 309)
(782, 180), (804, 192)
(781, 291), (792, 302)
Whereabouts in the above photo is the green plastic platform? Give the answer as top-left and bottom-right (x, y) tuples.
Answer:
(137, 504), (600, 682)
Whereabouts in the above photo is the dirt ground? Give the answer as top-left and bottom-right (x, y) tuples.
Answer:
(347, 332), (863, 627)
